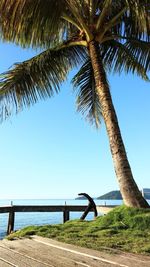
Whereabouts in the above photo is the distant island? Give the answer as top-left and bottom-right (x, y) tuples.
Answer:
(97, 189), (150, 200)
(75, 189), (150, 200)
(97, 190), (122, 200)
(75, 191), (122, 200)
(75, 196), (95, 200)
(75, 196), (86, 200)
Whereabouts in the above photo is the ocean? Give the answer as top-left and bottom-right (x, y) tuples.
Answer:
(0, 199), (148, 239)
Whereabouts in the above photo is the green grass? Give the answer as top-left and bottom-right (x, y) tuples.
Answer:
(7, 206), (150, 255)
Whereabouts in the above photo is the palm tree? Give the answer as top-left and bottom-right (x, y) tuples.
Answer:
(0, 0), (149, 208)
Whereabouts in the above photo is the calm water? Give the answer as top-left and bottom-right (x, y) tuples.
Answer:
(0, 198), (144, 239)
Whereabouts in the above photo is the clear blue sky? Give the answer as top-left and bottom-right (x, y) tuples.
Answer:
(0, 42), (150, 199)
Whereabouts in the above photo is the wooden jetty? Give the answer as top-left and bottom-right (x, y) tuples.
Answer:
(0, 204), (117, 235)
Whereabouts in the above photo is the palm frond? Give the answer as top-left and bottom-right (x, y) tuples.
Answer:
(124, 0), (150, 37)
(125, 40), (150, 72)
(72, 59), (101, 128)
(96, 0), (150, 42)
(101, 40), (149, 80)
(65, 0), (93, 41)
(0, 45), (87, 121)
(0, 0), (65, 48)
(96, 0), (112, 30)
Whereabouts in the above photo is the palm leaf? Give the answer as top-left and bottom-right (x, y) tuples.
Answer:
(0, 45), (86, 121)
(125, 40), (150, 72)
(72, 59), (102, 128)
(0, 0), (65, 48)
(96, 0), (112, 30)
(123, 0), (150, 40)
(101, 40), (149, 80)
(65, 0), (93, 41)
(96, 0), (149, 41)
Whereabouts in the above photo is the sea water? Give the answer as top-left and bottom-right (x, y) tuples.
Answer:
(1, 198), (146, 239)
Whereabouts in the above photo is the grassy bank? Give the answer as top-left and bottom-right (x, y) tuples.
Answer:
(7, 206), (150, 254)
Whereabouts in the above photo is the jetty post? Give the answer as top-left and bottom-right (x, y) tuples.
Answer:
(7, 202), (15, 235)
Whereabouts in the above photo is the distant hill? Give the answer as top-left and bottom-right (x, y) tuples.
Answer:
(75, 195), (95, 200)
(97, 190), (150, 200)
(75, 196), (86, 200)
(75, 190), (150, 200)
(97, 190), (122, 200)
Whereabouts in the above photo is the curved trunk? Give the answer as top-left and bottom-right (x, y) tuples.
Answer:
(88, 41), (149, 208)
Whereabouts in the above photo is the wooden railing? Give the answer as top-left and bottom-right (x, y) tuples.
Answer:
(0, 205), (93, 235)
(0, 204), (118, 235)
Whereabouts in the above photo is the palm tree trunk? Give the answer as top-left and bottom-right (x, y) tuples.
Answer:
(88, 40), (149, 208)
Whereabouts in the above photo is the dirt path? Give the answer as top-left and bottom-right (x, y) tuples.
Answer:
(0, 236), (150, 267)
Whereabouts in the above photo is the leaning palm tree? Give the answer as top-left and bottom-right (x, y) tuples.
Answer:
(0, 0), (149, 208)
